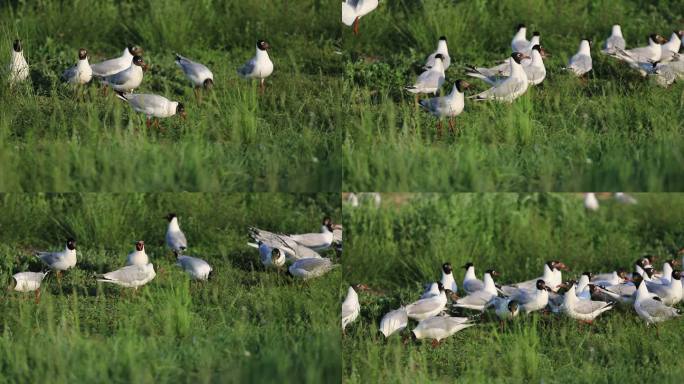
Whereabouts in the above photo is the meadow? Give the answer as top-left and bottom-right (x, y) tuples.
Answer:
(342, 193), (684, 383)
(0, 193), (341, 383)
(0, 0), (341, 192)
(342, 0), (684, 191)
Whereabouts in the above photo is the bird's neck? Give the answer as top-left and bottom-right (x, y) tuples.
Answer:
(483, 273), (496, 293)
(256, 48), (270, 61)
(436, 40), (448, 54)
(513, 28), (527, 42)
(168, 218), (181, 232)
(611, 25), (623, 37)
(579, 41), (591, 55)
(464, 267), (476, 280)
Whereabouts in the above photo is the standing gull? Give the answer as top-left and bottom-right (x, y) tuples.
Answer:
(8, 39), (29, 85)
(237, 40), (273, 93)
(602, 25), (626, 55)
(175, 53), (214, 100)
(470, 52), (530, 102)
(37, 239), (77, 276)
(564, 39), (593, 77)
(98, 263), (156, 290)
(342, 286), (360, 331)
(126, 240), (149, 266)
(342, 0), (378, 35)
(165, 213), (188, 256)
(117, 93), (186, 128)
(425, 36), (451, 69)
(90, 45), (143, 77)
(176, 256), (212, 281)
(62, 48), (92, 85)
(419, 80), (469, 135)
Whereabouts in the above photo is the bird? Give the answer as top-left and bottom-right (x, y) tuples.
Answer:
(633, 276), (681, 324)
(462, 262), (484, 294)
(440, 262), (458, 294)
(419, 80), (470, 135)
(174, 53), (214, 100)
(563, 39), (592, 77)
(612, 34), (668, 76)
(251, 242), (286, 268)
(501, 261), (566, 295)
(420, 282), (440, 299)
(8, 39), (29, 85)
(341, 0), (378, 35)
(117, 93), (186, 129)
(645, 270), (682, 306)
(62, 48), (92, 85)
(511, 24), (529, 52)
(90, 45), (143, 77)
(237, 40), (273, 92)
(405, 54), (446, 98)
(425, 36), (451, 69)
(508, 280), (551, 314)
(165, 213), (188, 256)
(486, 297), (520, 321)
(284, 217), (335, 251)
(36, 238), (77, 275)
(602, 25), (626, 55)
(379, 308), (408, 338)
(591, 268), (630, 287)
(561, 284), (614, 322)
(10, 271), (49, 303)
(97, 263), (156, 289)
(176, 255), (212, 281)
(660, 30), (683, 63)
(453, 270), (499, 311)
(614, 192), (637, 205)
(126, 240), (148, 266)
(405, 283), (447, 321)
(248, 227), (322, 261)
(100, 55), (147, 93)
(584, 193), (599, 211)
(342, 286), (360, 331)
(288, 257), (338, 280)
(469, 52), (530, 102)
(467, 45), (547, 86)
(411, 316), (475, 346)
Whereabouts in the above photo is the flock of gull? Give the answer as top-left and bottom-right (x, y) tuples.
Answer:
(7, 38), (274, 127)
(341, 193), (683, 345)
(9, 214), (341, 302)
(342, 1), (683, 133)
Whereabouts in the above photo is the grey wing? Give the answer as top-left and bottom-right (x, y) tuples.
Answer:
(570, 55), (592, 72)
(456, 291), (491, 306)
(573, 300), (610, 315)
(641, 299), (678, 317)
(346, 0), (361, 7)
(465, 280), (485, 292)
(489, 77), (526, 98)
(127, 94), (170, 114)
(419, 96), (441, 112)
(62, 65), (77, 80)
(103, 266), (148, 282)
(415, 70), (441, 89)
(605, 36), (625, 51)
(38, 252), (60, 265)
(296, 258), (331, 272)
(342, 302), (357, 318)
(104, 69), (130, 86)
(407, 299), (440, 314)
(237, 58), (256, 77)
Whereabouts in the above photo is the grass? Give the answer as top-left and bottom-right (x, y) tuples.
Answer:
(342, 193), (684, 383)
(0, 0), (341, 192)
(342, 0), (684, 191)
(0, 193), (341, 383)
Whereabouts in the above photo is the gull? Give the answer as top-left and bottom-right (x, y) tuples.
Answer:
(249, 242), (286, 268)
(37, 238), (77, 275)
(651, 259), (677, 285)
(289, 257), (338, 280)
(440, 262), (458, 294)
(237, 40), (273, 92)
(633, 276), (681, 325)
(405, 54), (446, 98)
(424, 36), (451, 69)
(646, 270), (682, 306)
(405, 283), (447, 321)
(411, 316), (475, 346)
(466, 45), (546, 86)
(117, 93), (186, 129)
(453, 270), (499, 311)
(176, 255), (212, 281)
(165, 213), (188, 256)
(341, 0), (378, 35)
(285, 217), (335, 251)
(584, 193), (599, 211)
(175, 53), (214, 100)
(419, 80), (470, 135)
(379, 308), (408, 338)
(62, 48), (92, 85)
(614, 192), (637, 204)
(659, 30), (683, 63)
(563, 39), (592, 77)
(98, 263), (156, 289)
(420, 282), (440, 299)
(650, 62), (678, 87)
(342, 286), (360, 331)
(9, 39), (29, 85)
(511, 24), (529, 52)
(612, 34), (668, 76)
(10, 271), (49, 303)
(508, 280), (550, 314)
(595, 272), (641, 304)
(575, 272), (593, 300)
(501, 260), (567, 295)
(462, 262), (484, 294)
(562, 284), (614, 322)
(469, 52), (530, 102)
(126, 240), (149, 266)
(591, 268), (630, 287)
(602, 25), (625, 55)
(101, 55), (147, 93)
(486, 297), (520, 322)
(90, 45), (143, 77)
(248, 227), (322, 260)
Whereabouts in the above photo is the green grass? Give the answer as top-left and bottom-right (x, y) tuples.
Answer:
(342, 0), (684, 191)
(0, 193), (341, 383)
(342, 193), (684, 383)
(0, 0), (341, 192)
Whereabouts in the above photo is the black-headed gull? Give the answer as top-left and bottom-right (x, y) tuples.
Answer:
(175, 53), (214, 96)
(90, 45), (143, 77)
(98, 263), (156, 289)
(602, 25), (625, 55)
(237, 40), (273, 92)
(101, 55), (147, 93)
(453, 270), (499, 311)
(612, 34), (668, 76)
(405, 283), (447, 321)
(165, 213), (188, 256)
(660, 30), (683, 63)
(411, 316), (475, 346)
(486, 297), (520, 321)
(405, 54), (445, 96)
(591, 269), (630, 287)
(462, 262), (484, 294)
(379, 308), (408, 338)
(62, 48), (92, 85)
(285, 217), (335, 251)
(645, 270), (682, 306)
(37, 239), (77, 275)
(467, 45), (547, 86)
(117, 93), (186, 129)
(562, 284), (614, 322)
(420, 282), (440, 299)
(633, 276), (681, 324)
(564, 39), (592, 77)
(288, 257), (338, 280)
(511, 24), (529, 52)
(248, 227), (323, 261)
(419, 80), (469, 135)
(9, 39), (29, 85)
(584, 193), (599, 211)
(251, 242), (286, 268)
(176, 255), (212, 280)
(439, 262), (458, 294)
(470, 52), (530, 102)
(425, 36), (450, 69)
(11, 271), (49, 293)
(501, 261), (567, 295)
(126, 240), (149, 266)
(342, 286), (360, 331)
(341, 0), (378, 35)
(508, 280), (551, 314)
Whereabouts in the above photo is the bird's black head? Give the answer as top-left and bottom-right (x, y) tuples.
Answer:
(584, 38), (593, 47)
(672, 270), (682, 280)
(271, 248), (281, 260)
(203, 78), (214, 90)
(516, 23), (526, 30)
(676, 30), (684, 39)
(511, 52), (526, 64)
(322, 217), (333, 231)
(78, 48), (87, 60)
(442, 262), (452, 274)
(434, 53), (444, 61)
(128, 45), (143, 56)
(532, 31), (540, 37)
(66, 238), (76, 250)
(462, 262), (474, 270)
(532, 44), (541, 52)
(650, 34), (667, 44)
(176, 103), (187, 119)
(257, 40), (270, 51)
(617, 268), (627, 279)
(666, 259), (678, 268)
(455, 79), (471, 92)
(437, 282), (445, 292)
(536, 279), (547, 291)
(132, 55), (146, 68)
(485, 269), (499, 277)
(508, 300), (519, 312)
(582, 271), (592, 279)
(439, 36), (447, 42)
(135, 240), (145, 251)
(13, 39), (21, 52)
(632, 273), (643, 287)
(644, 267), (655, 278)
(166, 213), (177, 222)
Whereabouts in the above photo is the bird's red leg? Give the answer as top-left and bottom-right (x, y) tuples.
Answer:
(353, 17), (359, 35)
(431, 339), (440, 348)
(34, 288), (41, 304)
(436, 120), (443, 138)
(146, 117), (151, 129)
(448, 118), (456, 135)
